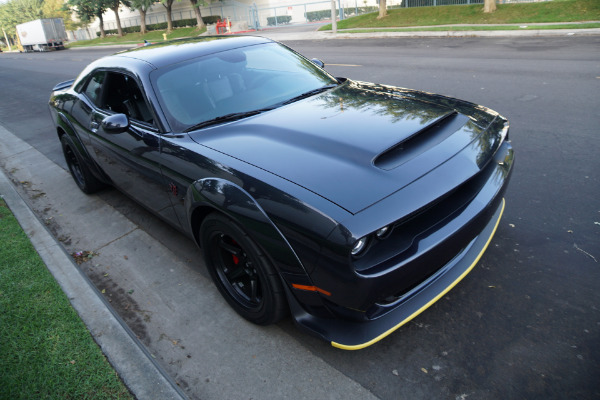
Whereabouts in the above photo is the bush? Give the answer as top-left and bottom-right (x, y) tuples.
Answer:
(203, 16), (221, 24)
(96, 16), (221, 36)
(305, 7), (383, 21)
(266, 15), (292, 26)
(305, 10), (338, 22)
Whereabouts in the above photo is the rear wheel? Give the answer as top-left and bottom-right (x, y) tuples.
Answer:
(60, 135), (104, 194)
(200, 213), (287, 325)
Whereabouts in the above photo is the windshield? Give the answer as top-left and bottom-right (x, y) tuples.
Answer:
(152, 42), (338, 132)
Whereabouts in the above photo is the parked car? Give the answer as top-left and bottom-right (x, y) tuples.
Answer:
(48, 36), (514, 349)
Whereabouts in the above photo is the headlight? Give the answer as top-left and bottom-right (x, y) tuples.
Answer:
(351, 237), (368, 256)
(499, 123), (509, 143)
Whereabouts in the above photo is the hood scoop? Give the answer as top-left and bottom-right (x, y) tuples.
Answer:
(374, 111), (470, 171)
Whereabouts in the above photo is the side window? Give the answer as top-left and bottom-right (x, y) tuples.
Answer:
(102, 72), (154, 125)
(83, 71), (106, 108)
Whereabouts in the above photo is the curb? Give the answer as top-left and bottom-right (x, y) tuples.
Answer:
(252, 28), (600, 41)
(326, 28), (600, 38)
(0, 129), (187, 400)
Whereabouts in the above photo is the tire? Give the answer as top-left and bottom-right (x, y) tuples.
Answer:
(200, 213), (287, 325)
(60, 135), (105, 194)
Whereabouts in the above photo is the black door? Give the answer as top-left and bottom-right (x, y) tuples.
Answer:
(86, 71), (181, 227)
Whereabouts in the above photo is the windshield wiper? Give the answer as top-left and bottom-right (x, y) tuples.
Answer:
(183, 84), (337, 132)
(184, 108), (274, 132)
(281, 84), (338, 106)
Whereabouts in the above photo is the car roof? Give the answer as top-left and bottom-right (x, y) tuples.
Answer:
(113, 35), (274, 69)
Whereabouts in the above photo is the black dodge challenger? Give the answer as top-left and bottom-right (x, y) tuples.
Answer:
(49, 36), (514, 350)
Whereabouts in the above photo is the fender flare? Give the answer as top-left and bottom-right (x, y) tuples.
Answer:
(56, 112), (91, 159)
(185, 177), (310, 280)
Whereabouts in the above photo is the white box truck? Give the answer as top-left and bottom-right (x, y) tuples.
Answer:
(16, 18), (67, 52)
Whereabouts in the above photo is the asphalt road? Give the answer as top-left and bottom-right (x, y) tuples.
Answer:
(1, 36), (599, 399)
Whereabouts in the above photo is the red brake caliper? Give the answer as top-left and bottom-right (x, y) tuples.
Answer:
(231, 239), (239, 265)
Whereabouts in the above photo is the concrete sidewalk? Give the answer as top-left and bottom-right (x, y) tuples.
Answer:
(0, 125), (378, 399)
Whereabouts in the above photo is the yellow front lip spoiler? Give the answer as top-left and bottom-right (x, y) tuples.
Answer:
(331, 198), (506, 350)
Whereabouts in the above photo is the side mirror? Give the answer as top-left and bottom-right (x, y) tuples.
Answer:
(311, 58), (325, 68)
(102, 113), (129, 134)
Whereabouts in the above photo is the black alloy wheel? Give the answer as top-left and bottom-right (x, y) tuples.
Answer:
(200, 213), (287, 325)
(60, 135), (104, 194)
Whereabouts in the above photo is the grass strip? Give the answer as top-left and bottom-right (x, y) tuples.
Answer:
(341, 22), (600, 33)
(0, 198), (133, 400)
(66, 26), (206, 48)
(320, 0), (600, 30)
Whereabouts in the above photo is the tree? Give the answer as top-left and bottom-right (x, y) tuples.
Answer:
(189, 0), (206, 30)
(483, 0), (496, 13)
(161, 0), (175, 32)
(96, 10), (106, 38)
(0, 0), (44, 37)
(160, 0), (207, 33)
(68, 0), (111, 38)
(378, 0), (387, 19)
(131, 0), (154, 34)
(106, 0), (131, 36)
(42, 0), (80, 31)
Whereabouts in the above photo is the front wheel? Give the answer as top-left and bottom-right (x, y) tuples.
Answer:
(200, 213), (287, 325)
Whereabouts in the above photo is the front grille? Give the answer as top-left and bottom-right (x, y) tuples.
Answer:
(353, 156), (496, 275)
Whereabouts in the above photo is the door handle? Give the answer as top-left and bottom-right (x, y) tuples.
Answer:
(90, 121), (99, 132)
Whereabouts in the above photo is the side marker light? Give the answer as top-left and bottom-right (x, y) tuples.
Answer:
(292, 284), (331, 296)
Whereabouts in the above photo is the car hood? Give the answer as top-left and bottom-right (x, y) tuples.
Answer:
(189, 80), (502, 214)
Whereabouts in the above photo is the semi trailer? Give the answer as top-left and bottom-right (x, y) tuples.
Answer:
(16, 18), (67, 52)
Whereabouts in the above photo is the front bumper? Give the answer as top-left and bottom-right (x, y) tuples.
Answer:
(287, 198), (505, 350)
(286, 133), (514, 349)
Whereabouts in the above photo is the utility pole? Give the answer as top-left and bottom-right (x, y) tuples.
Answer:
(331, 0), (337, 34)
(2, 27), (12, 51)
